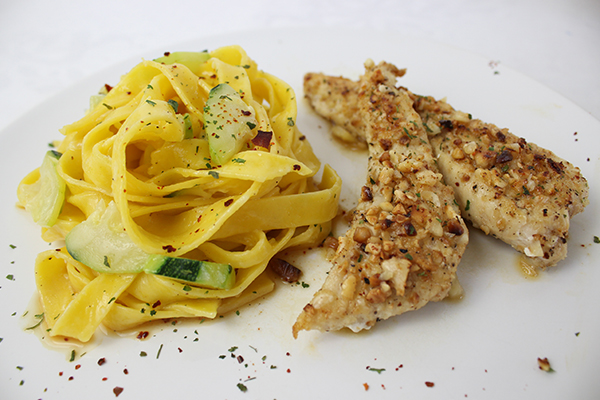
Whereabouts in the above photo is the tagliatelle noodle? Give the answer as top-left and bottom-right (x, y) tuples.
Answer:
(18, 45), (341, 342)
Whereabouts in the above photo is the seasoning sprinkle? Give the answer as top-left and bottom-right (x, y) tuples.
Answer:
(237, 383), (248, 392)
(537, 357), (554, 372)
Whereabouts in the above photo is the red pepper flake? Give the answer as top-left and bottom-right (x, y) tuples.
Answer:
(252, 130), (273, 148)
(286, 368), (291, 373)
(123, 368), (128, 375)
(59, 371), (63, 376)
(269, 258), (301, 283)
(395, 364), (403, 371)
(137, 331), (149, 340)
(162, 245), (177, 253)
(97, 358), (106, 366)
(102, 377), (108, 381)
(68, 376), (74, 381)
(425, 381), (435, 388)
(363, 383), (369, 391)
(152, 300), (161, 308)
(178, 347), (183, 353)
(286, 352), (291, 356)
(163, 51), (171, 57)
(113, 386), (124, 397)
(75, 364), (81, 370)
(293, 164), (301, 171)
(224, 199), (234, 207)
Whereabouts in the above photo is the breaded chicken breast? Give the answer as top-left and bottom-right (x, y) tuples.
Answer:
(293, 61), (468, 337)
(416, 96), (589, 269)
(303, 69), (589, 270)
(303, 72), (377, 147)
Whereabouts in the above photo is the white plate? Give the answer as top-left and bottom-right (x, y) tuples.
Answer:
(1, 27), (598, 400)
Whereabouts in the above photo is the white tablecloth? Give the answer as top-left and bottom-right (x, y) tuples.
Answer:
(1, 0), (598, 131)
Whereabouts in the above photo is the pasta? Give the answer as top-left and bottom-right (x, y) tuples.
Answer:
(17, 46), (341, 342)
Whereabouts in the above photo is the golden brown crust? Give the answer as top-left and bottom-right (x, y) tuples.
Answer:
(303, 68), (589, 270)
(305, 72), (381, 147)
(293, 61), (468, 337)
(422, 110), (589, 269)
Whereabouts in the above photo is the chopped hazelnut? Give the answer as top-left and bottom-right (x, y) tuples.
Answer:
(353, 227), (372, 243)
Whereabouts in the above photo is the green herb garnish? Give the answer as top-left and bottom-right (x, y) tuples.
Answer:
(167, 99), (179, 113)
(237, 383), (248, 392)
(25, 313), (44, 330)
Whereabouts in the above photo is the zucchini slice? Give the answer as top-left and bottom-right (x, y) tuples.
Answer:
(205, 83), (257, 165)
(65, 202), (235, 290)
(153, 51), (211, 75)
(25, 150), (66, 227)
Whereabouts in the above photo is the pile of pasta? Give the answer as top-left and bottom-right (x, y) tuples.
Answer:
(17, 45), (341, 342)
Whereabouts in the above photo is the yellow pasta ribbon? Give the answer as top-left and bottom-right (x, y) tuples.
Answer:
(18, 45), (341, 342)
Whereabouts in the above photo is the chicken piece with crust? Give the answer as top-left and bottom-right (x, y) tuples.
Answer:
(303, 70), (589, 270)
(292, 61), (468, 337)
(414, 95), (589, 269)
(304, 72), (394, 147)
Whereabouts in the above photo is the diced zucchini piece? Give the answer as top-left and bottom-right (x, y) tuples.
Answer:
(88, 84), (110, 111)
(25, 150), (66, 227)
(205, 83), (257, 165)
(88, 93), (107, 111)
(183, 113), (194, 139)
(145, 255), (234, 288)
(153, 51), (210, 74)
(65, 202), (149, 274)
(65, 202), (235, 290)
